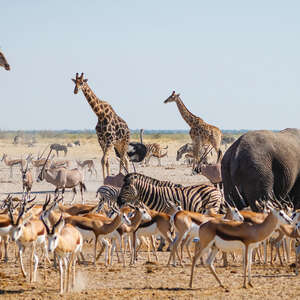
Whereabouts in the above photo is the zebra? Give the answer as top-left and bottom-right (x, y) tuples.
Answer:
(139, 129), (168, 166)
(96, 185), (120, 212)
(117, 173), (223, 213)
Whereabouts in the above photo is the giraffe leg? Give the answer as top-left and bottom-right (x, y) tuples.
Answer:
(101, 145), (112, 179)
(192, 137), (201, 170)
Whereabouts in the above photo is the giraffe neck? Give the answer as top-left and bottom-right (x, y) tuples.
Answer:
(81, 83), (104, 117)
(175, 97), (203, 128)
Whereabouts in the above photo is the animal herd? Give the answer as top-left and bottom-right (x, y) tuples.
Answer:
(2, 53), (300, 296)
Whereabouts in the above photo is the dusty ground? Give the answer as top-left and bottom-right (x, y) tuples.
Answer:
(0, 138), (300, 299)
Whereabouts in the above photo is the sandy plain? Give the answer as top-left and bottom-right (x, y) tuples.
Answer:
(0, 137), (299, 299)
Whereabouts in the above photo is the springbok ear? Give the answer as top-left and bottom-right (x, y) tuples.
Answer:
(22, 213), (33, 226)
(71, 79), (76, 83)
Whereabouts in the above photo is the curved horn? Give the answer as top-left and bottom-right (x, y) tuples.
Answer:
(40, 213), (50, 235)
(52, 214), (63, 234)
(38, 148), (53, 180)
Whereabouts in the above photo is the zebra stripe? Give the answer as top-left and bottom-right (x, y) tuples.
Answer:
(96, 185), (120, 209)
(118, 173), (222, 213)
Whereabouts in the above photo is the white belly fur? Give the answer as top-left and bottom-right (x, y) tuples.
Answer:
(215, 236), (245, 252)
(136, 223), (158, 237)
(77, 227), (95, 241)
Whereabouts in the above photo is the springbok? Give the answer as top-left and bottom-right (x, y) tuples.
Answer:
(41, 213), (83, 294)
(21, 162), (33, 197)
(76, 159), (97, 178)
(65, 206), (131, 266)
(8, 199), (50, 282)
(189, 199), (292, 289)
(168, 201), (244, 267)
(1, 153), (26, 177)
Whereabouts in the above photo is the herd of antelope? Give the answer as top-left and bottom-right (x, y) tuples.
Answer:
(1, 146), (300, 294)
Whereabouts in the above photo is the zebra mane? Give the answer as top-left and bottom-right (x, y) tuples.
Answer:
(124, 172), (182, 188)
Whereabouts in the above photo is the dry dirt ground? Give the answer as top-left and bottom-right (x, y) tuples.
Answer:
(0, 139), (300, 299)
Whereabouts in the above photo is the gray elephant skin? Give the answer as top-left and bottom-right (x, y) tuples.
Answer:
(221, 128), (300, 210)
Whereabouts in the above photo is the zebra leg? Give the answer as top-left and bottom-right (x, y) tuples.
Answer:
(157, 236), (165, 252)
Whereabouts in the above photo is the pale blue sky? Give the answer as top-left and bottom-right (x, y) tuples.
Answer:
(1, 1), (300, 131)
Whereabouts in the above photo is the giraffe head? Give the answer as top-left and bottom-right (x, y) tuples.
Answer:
(71, 72), (88, 94)
(164, 91), (180, 103)
(0, 52), (10, 71)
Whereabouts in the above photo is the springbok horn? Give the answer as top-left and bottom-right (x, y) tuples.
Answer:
(25, 203), (35, 213)
(52, 214), (63, 234)
(42, 194), (51, 211)
(16, 202), (25, 226)
(40, 213), (50, 235)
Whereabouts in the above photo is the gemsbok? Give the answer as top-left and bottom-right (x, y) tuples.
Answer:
(37, 151), (86, 204)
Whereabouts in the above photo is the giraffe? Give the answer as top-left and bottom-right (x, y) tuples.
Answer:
(164, 91), (222, 165)
(72, 73), (130, 179)
(0, 51), (10, 71)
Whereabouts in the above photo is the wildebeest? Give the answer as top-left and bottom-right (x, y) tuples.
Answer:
(50, 144), (68, 156)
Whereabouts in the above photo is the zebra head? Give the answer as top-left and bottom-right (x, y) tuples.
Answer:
(117, 173), (140, 208)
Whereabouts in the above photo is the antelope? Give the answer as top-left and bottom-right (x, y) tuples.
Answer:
(37, 151), (86, 204)
(8, 199), (50, 282)
(76, 159), (97, 178)
(0, 196), (17, 262)
(1, 153), (26, 177)
(41, 214), (83, 294)
(189, 199), (292, 289)
(51, 159), (71, 169)
(131, 210), (174, 265)
(28, 153), (55, 176)
(65, 206), (131, 266)
(21, 162), (33, 197)
(168, 201), (244, 267)
(108, 204), (152, 266)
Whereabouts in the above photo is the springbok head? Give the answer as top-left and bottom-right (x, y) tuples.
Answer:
(41, 213), (64, 253)
(9, 198), (35, 241)
(164, 90), (180, 104)
(71, 72), (88, 94)
(266, 196), (293, 226)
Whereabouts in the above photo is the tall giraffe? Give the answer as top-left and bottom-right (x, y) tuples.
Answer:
(164, 91), (222, 164)
(0, 50), (10, 71)
(72, 73), (130, 179)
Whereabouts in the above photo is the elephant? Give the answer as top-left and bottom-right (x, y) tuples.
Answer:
(221, 128), (300, 211)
